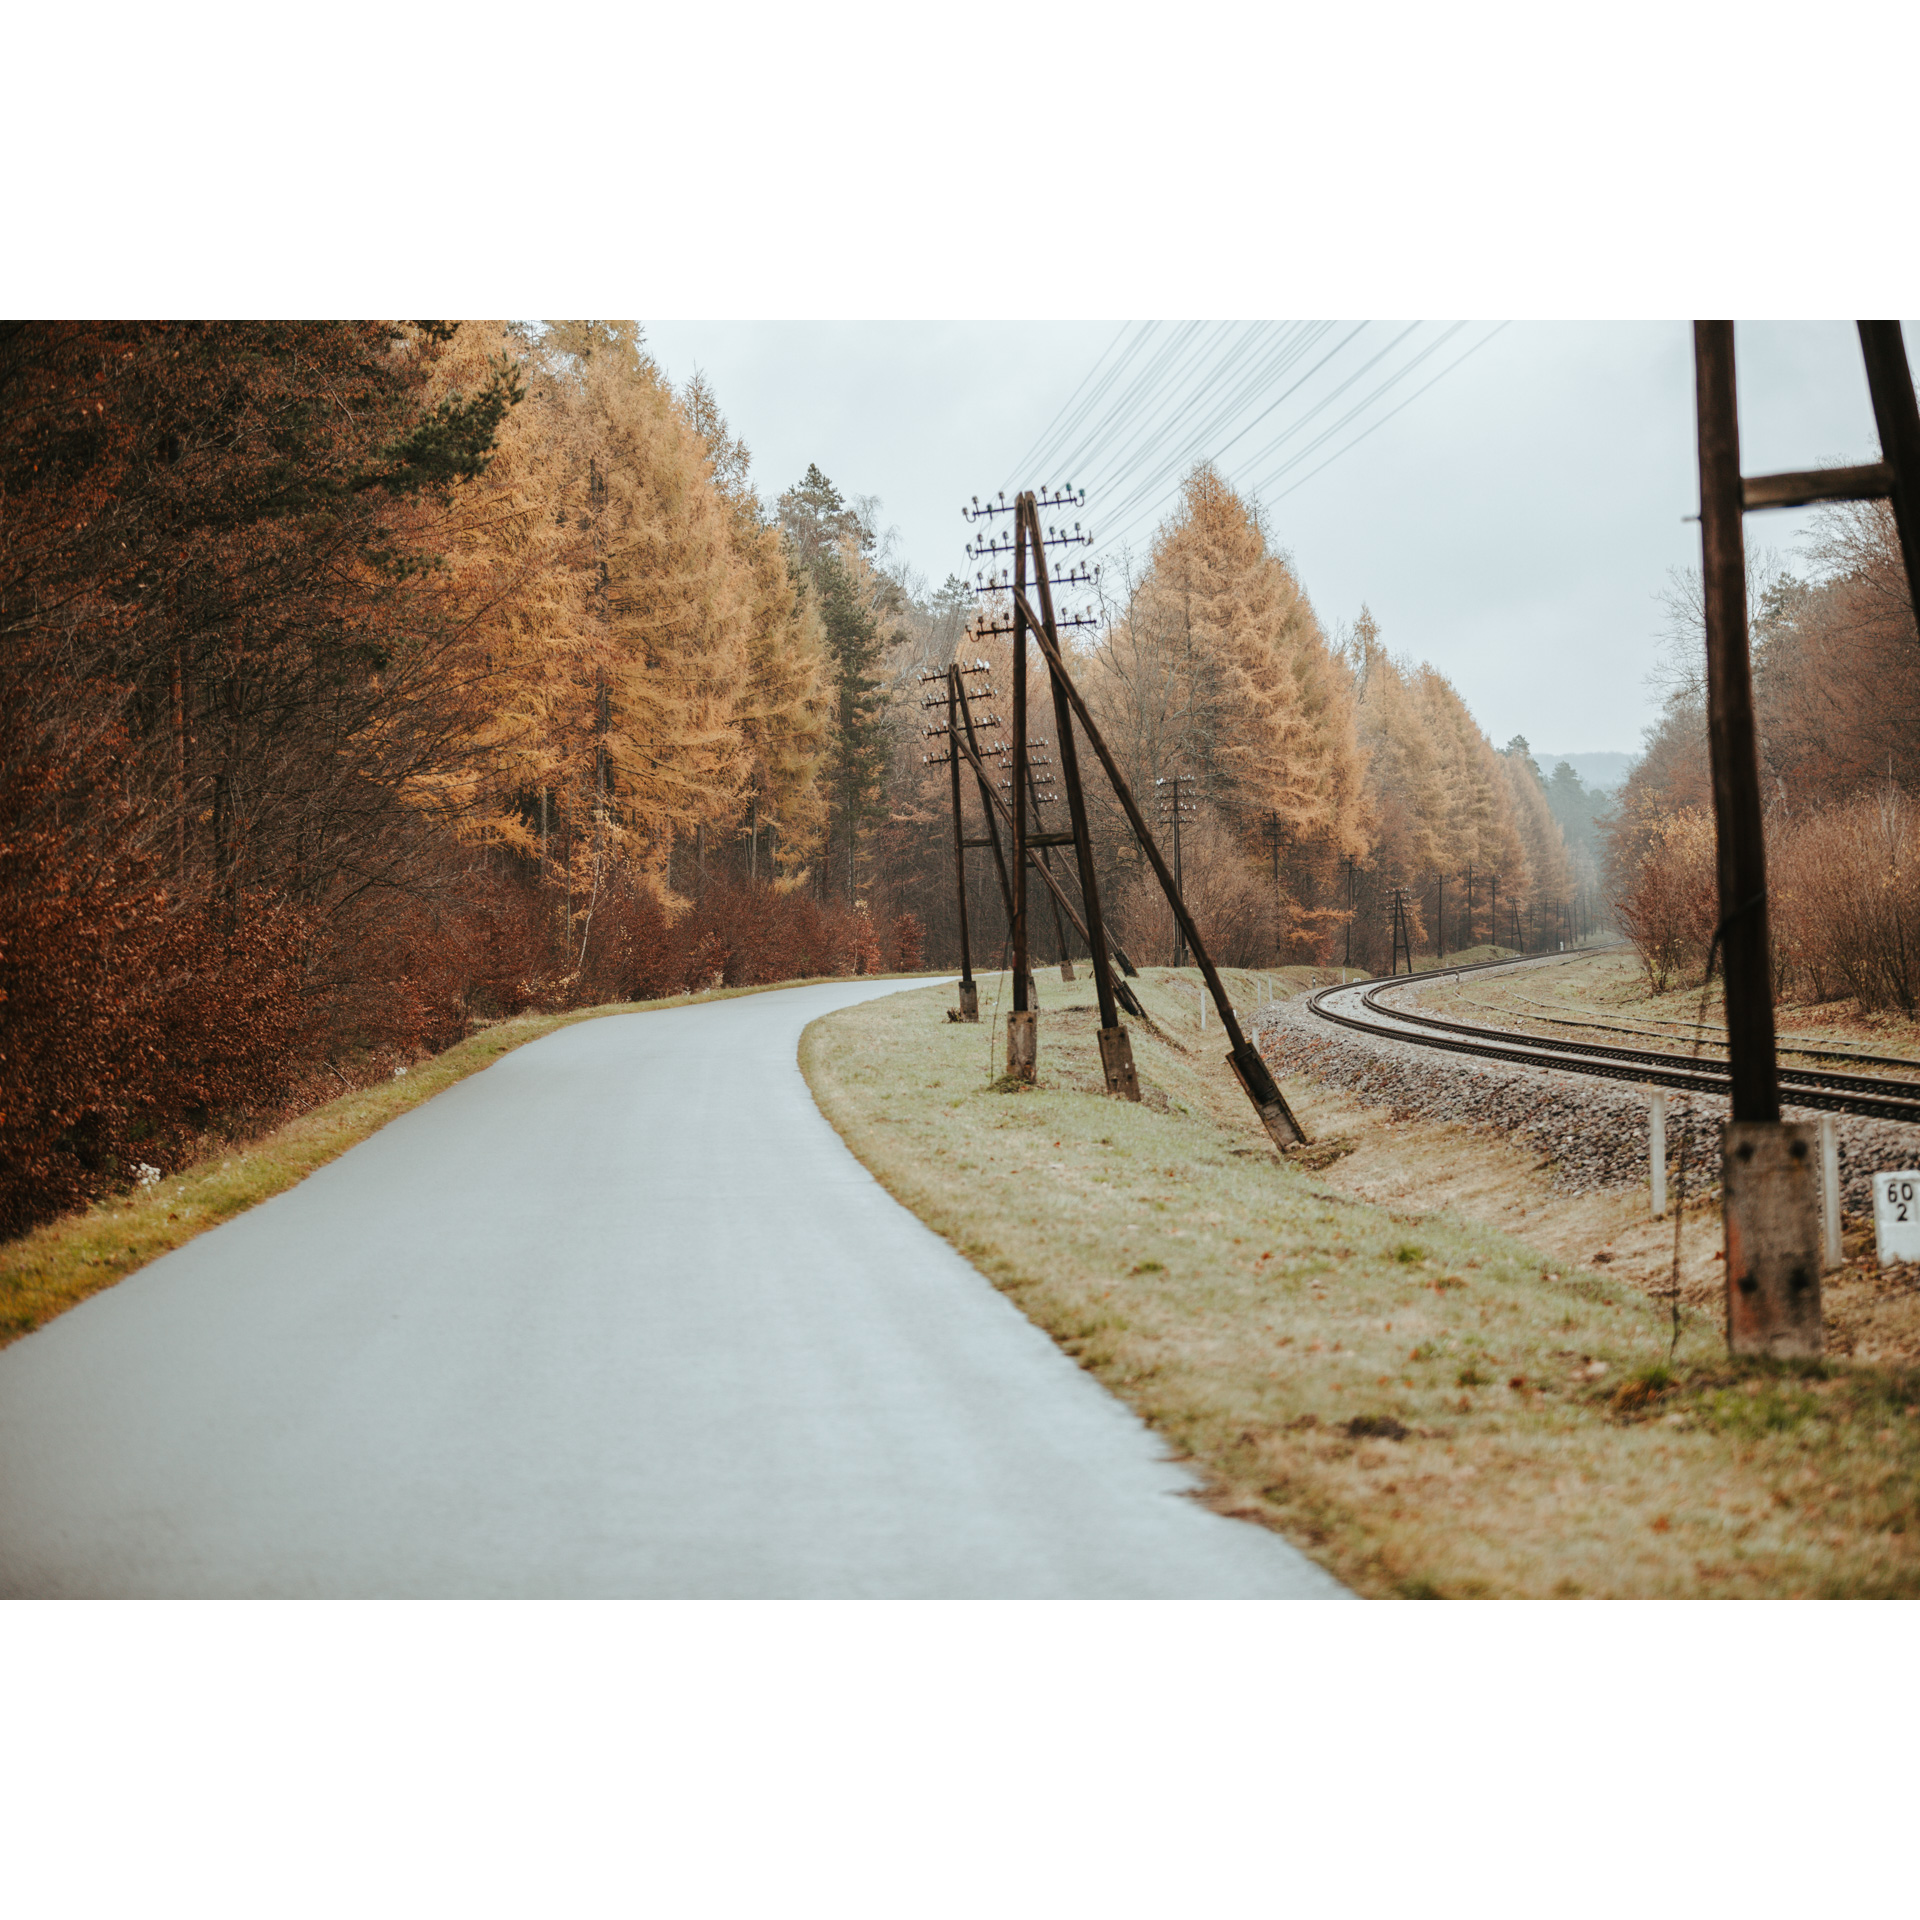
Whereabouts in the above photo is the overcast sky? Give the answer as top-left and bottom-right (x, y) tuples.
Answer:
(642, 320), (1899, 764)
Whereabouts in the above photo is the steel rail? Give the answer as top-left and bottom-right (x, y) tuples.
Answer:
(1448, 990), (1920, 1072)
(1302, 954), (1920, 1127)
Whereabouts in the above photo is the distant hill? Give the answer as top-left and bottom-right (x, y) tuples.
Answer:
(1536, 751), (1633, 795)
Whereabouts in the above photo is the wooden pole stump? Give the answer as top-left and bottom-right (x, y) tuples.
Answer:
(1006, 1009), (1037, 1084)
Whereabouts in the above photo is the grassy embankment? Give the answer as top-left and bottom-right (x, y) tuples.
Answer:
(802, 970), (1920, 1598)
(0, 972), (932, 1351)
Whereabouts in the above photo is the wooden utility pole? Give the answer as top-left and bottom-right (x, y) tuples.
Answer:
(1156, 773), (1197, 965)
(1693, 318), (1920, 1354)
(1696, 325), (1782, 1124)
(1388, 888), (1414, 977)
(947, 669), (976, 1020)
(1696, 321), (1811, 1353)
(1007, 500), (1033, 1080)
(922, 658), (1004, 1021)
(962, 485), (1299, 1144)
(1857, 322), (1920, 611)
(1025, 494), (1138, 1101)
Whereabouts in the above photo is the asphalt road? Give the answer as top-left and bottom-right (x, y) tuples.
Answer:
(0, 979), (1345, 1598)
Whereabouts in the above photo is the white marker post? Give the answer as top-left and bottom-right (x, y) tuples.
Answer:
(1873, 1170), (1920, 1268)
(1648, 1091), (1668, 1219)
(1819, 1116), (1842, 1272)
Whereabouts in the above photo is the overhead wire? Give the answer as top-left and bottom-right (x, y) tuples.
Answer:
(1264, 323), (1511, 503)
(1019, 320), (1163, 480)
(1013, 320), (1159, 487)
(992, 315), (1515, 604)
(1085, 322), (1400, 556)
(1060, 322), (1276, 504)
(1004, 319), (1132, 487)
(1087, 321), (1340, 534)
(1224, 323), (1425, 487)
(1030, 320), (1214, 490)
(1238, 322), (1467, 496)
(1037, 322), (1311, 547)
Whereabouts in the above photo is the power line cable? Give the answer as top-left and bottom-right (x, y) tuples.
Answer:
(1065, 322), (1275, 503)
(1013, 322), (1144, 487)
(1223, 322), (1424, 485)
(1035, 320), (1216, 489)
(1263, 322), (1512, 503)
(1238, 322), (1466, 496)
(1086, 322), (1389, 556)
(1087, 321), (1338, 533)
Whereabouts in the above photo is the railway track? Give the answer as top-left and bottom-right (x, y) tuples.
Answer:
(1304, 951), (1920, 1127)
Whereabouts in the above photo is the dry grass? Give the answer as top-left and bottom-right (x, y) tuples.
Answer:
(802, 970), (1920, 1597)
(0, 971), (931, 1351)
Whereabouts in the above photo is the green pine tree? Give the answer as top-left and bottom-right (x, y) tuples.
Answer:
(813, 547), (890, 905)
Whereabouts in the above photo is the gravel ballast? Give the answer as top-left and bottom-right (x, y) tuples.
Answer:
(1255, 988), (1920, 1218)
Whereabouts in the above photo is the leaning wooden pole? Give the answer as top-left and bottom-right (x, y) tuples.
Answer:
(1017, 581), (1306, 1149)
(1022, 495), (1138, 1100)
(1694, 320), (1820, 1357)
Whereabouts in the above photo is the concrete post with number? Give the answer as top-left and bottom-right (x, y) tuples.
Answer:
(1649, 1091), (1668, 1220)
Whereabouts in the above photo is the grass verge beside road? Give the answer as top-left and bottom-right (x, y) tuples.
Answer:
(0, 972), (933, 1351)
(803, 972), (1920, 1597)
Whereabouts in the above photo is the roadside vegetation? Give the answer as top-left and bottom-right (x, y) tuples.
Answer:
(1609, 503), (1920, 1012)
(804, 975), (1920, 1598)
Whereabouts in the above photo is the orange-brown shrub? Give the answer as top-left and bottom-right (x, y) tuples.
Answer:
(1613, 808), (1718, 992)
(1770, 787), (1920, 1015)
(1616, 786), (1920, 1015)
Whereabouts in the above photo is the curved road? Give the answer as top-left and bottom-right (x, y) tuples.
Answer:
(0, 979), (1341, 1598)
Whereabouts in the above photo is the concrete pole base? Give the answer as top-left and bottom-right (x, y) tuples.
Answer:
(1724, 1120), (1824, 1357)
(1059, 959), (1077, 982)
(1098, 1024), (1141, 1102)
(957, 982), (979, 1022)
(1005, 1010), (1037, 1083)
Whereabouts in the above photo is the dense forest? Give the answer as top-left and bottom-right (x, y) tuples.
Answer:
(0, 321), (1580, 1234)
(1607, 501), (1920, 1012)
